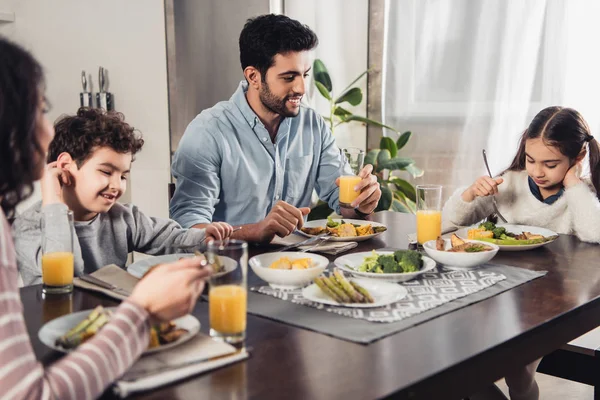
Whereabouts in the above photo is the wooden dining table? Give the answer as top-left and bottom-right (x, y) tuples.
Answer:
(22, 211), (600, 399)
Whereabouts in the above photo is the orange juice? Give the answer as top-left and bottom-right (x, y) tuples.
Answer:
(339, 175), (362, 205)
(416, 210), (442, 244)
(209, 285), (247, 334)
(42, 252), (74, 286)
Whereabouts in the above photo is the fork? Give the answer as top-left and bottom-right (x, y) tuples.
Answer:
(299, 236), (330, 252)
(482, 149), (508, 223)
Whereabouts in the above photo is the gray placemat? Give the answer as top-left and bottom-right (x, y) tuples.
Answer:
(247, 264), (546, 344)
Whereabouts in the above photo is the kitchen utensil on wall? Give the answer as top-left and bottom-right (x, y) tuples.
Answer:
(96, 66), (114, 111)
(80, 71), (92, 107)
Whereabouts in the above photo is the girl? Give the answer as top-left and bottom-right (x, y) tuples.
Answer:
(0, 37), (211, 399)
(444, 106), (600, 400)
(445, 106), (600, 244)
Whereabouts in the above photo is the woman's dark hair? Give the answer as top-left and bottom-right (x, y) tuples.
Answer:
(0, 37), (44, 218)
(239, 14), (318, 80)
(49, 107), (144, 166)
(507, 106), (600, 198)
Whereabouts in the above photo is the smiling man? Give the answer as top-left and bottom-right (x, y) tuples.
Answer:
(170, 14), (382, 243)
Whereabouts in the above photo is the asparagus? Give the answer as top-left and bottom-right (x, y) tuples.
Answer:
(333, 270), (364, 303)
(321, 276), (351, 303)
(56, 306), (103, 347)
(57, 306), (109, 349)
(314, 277), (343, 303)
(350, 281), (375, 303)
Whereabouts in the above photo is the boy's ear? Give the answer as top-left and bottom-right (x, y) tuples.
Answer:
(56, 152), (76, 170)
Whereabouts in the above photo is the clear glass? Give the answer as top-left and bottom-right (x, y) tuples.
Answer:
(206, 240), (248, 344)
(416, 185), (443, 245)
(41, 209), (74, 294)
(339, 147), (365, 208)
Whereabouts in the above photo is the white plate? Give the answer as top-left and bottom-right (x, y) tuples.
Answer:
(298, 219), (387, 242)
(422, 239), (499, 270)
(249, 252), (329, 290)
(38, 308), (200, 355)
(302, 277), (407, 308)
(455, 224), (558, 252)
(127, 253), (237, 279)
(334, 251), (437, 282)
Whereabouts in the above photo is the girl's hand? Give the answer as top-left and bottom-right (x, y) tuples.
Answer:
(563, 162), (583, 188)
(129, 256), (211, 321)
(462, 176), (504, 202)
(205, 222), (234, 241)
(41, 162), (72, 206)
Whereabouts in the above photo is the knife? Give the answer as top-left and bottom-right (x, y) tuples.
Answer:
(78, 275), (131, 297)
(276, 233), (329, 252)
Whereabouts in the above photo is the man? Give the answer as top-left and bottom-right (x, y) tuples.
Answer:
(170, 14), (381, 243)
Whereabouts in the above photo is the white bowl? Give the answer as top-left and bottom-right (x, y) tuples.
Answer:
(422, 239), (499, 270)
(249, 252), (329, 290)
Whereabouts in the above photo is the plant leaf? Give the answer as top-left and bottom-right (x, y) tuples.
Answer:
(391, 198), (411, 213)
(333, 106), (353, 118)
(389, 176), (416, 202)
(338, 68), (370, 96)
(314, 81), (332, 101)
(335, 87), (362, 106)
(376, 149), (391, 172)
(405, 163), (424, 178)
(375, 184), (393, 211)
(393, 191), (417, 214)
(364, 149), (380, 167)
(379, 137), (397, 158)
(379, 157), (414, 171)
(307, 201), (333, 221)
(396, 131), (412, 150)
(343, 115), (399, 132)
(313, 59), (332, 92)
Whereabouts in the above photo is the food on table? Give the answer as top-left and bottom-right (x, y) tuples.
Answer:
(467, 222), (557, 245)
(269, 257), (315, 270)
(55, 306), (188, 350)
(313, 269), (374, 304)
(299, 216), (387, 237)
(353, 250), (423, 274)
(436, 234), (494, 253)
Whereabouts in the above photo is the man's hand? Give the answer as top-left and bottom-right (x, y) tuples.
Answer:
(41, 162), (72, 206)
(255, 201), (310, 242)
(336, 164), (381, 215)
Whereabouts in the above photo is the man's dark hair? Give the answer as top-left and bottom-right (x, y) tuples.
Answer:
(239, 14), (318, 80)
(49, 107), (144, 166)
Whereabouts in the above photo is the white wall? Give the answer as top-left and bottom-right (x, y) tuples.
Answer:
(0, 0), (171, 218)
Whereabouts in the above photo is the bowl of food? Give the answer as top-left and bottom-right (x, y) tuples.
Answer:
(422, 234), (499, 270)
(249, 252), (330, 290)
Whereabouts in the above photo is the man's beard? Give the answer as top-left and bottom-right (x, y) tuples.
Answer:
(259, 81), (300, 118)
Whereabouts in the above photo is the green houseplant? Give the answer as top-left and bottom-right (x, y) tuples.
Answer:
(309, 59), (423, 219)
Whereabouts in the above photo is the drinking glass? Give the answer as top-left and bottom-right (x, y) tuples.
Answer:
(41, 209), (75, 294)
(206, 240), (248, 344)
(339, 147), (365, 208)
(416, 185), (442, 245)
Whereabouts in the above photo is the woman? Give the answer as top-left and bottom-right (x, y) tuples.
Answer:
(0, 37), (210, 399)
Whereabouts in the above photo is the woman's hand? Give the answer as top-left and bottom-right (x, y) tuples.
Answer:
(462, 176), (504, 202)
(563, 162), (583, 189)
(41, 162), (72, 206)
(205, 222), (234, 241)
(129, 256), (211, 322)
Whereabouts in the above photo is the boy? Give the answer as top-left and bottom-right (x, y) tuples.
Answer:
(13, 107), (232, 285)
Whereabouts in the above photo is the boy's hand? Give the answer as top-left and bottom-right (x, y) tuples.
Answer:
(462, 176), (504, 202)
(41, 162), (72, 206)
(563, 162), (583, 188)
(205, 222), (234, 241)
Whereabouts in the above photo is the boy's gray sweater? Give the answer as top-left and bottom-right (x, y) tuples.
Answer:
(12, 202), (207, 285)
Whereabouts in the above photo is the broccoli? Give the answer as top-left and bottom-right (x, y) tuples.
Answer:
(393, 250), (409, 263)
(492, 227), (506, 239)
(398, 251), (423, 273)
(478, 221), (496, 231)
(378, 255), (401, 274)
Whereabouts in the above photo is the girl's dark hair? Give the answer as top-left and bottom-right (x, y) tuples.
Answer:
(239, 14), (318, 80)
(507, 106), (600, 198)
(49, 107), (144, 166)
(0, 37), (44, 218)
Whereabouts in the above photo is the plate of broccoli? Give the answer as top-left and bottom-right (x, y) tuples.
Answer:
(334, 250), (437, 282)
(455, 222), (558, 251)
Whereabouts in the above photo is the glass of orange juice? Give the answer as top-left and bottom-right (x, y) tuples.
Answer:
(339, 147), (365, 208)
(416, 185), (442, 245)
(41, 209), (75, 294)
(206, 239), (248, 344)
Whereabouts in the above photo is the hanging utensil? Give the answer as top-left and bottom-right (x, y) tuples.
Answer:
(96, 66), (114, 111)
(482, 149), (508, 223)
(80, 70), (92, 107)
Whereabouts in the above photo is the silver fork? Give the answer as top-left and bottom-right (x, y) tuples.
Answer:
(299, 236), (330, 252)
(482, 149), (508, 223)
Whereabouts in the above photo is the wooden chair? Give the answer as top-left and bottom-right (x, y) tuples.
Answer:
(537, 326), (600, 399)
(168, 182), (175, 202)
